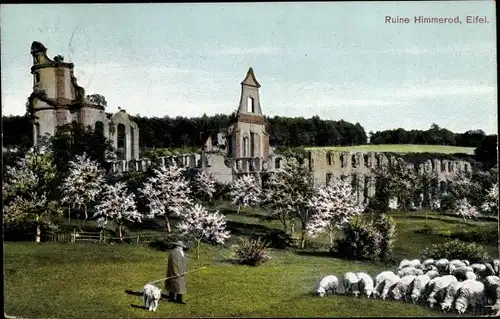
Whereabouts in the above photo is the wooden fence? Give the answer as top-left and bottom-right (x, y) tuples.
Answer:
(41, 230), (168, 245)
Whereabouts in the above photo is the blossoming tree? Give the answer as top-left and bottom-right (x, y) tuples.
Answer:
(60, 153), (105, 221)
(3, 151), (61, 242)
(177, 204), (231, 259)
(94, 182), (142, 242)
(454, 198), (479, 222)
(306, 178), (365, 246)
(140, 164), (192, 233)
(229, 174), (261, 214)
(191, 170), (217, 202)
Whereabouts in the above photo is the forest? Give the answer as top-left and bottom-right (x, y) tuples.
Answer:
(2, 114), (494, 152)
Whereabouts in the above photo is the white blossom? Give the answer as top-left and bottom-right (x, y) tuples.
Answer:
(60, 153), (105, 219)
(481, 183), (498, 214)
(94, 182), (141, 241)
(139, 164), (192, 232)
(192, 170), (217, 201)
(454, 198), (479, 221)
(306, 178), (364, 246)
(229, 174), (261, 213)
(3, 151), (60, 242)
(177, 204), (231, 258)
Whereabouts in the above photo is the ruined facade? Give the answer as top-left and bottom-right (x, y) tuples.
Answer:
(28, 41), (139, 160)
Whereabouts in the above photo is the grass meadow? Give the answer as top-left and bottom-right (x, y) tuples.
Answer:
(4, 202), (497, 318)
(304, 144), (476, 155)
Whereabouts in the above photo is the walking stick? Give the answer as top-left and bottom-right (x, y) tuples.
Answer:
(148, 267), (207, 285)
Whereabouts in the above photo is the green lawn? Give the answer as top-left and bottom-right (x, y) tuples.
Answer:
(4, 204), (496, 318)
(304, 144), (476, 155)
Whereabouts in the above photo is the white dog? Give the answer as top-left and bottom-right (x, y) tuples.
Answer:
(142, 283), (161, 312)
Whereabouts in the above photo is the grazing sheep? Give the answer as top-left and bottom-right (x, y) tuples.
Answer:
(440, 281), (466, 313)
(422, 259), (435, 270)
(142, 283), (162, 312)
(343, 272), (360, 297)
(450, 266), (474, 280)
(410, 275), (431, 304)
(381, 273), (401, 300)
(481, 275), (500, 305)
(408, 259), (422, 269)
(373, 271), (397, 299)
(390, 275), (416, 302)
(435, 259), (450, 273)
(398, 259), (411, 270)
(355, 272), (374, 298)
(425, 269), (440, 280)
(316, 275), (339, 297)
(476, 263), (496, 279)
(398, 266), (423, 277)
(471, 263), (487, 274)
(448, 260), (467, 274)
(465, 271), (477, 281)
(454, 279), (485, 315)
(492, 259), (500, 275)
(462, 260), (470, 266)
(426, 275), (458, 309)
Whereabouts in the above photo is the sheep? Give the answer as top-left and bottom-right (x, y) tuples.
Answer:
(343, 272), (360, 297)
(475, 263), (496, 279)
(471, 263), (487, 274)
(465, 271), (477, 281)
(409, 274), (431, 304)
(426, 275), (458, 309)
(450, 266), (474, 280)
(447, 260), (467, 274)
(389, 275), (416, 302)
(421, 258), (435, 270)
(462, 259), (470, 266)
(373, 271), (397, 299)
(398, 259), (411, 270)
(481, 275), (500, 305)
(408, 259), (422, 269)
(355, 272), (374, 298)
(454, 279), (485, 315)
(316, 275), (339, 297)
(380, 273), (401, 300)
(493, 259), (500, 275)
(491, 285), (500, 316)
(435, 258), (449, 273)
(398, 266), (423, 277)
(440, 280), (466, 313)
(425, 269), (440, 280)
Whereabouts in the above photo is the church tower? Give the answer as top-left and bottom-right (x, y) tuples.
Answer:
(229, 67), (270, 160)
(29, 41), (86, 145)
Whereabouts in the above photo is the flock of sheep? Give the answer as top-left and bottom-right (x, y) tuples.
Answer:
(316, 258), (500, 315)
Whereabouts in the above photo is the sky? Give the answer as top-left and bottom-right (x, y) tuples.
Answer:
(1, 2), (497, 134)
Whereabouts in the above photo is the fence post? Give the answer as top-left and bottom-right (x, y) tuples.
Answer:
(72, 228), (76, 243)
(99, 230), (103, 243)
(136, 235), (140, 246)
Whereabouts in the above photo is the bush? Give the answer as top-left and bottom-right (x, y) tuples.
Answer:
(334, 214), (396, 262)
(253, 229), (295, 249)
(235, 237), (270, 266)
(420, 239), (490, 263)
(415, 223), (435, 236)
(334, 216), (382, 261)
(447, 228), (497, 245)
(213, 181), (231, 201)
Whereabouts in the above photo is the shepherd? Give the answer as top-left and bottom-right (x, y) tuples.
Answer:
(165, 241), (187, 304)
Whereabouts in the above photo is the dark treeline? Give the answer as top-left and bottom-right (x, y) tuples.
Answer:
(369, 124), (491, 147)
(2, 114), (368, 149)
(2, 115), (494, 150)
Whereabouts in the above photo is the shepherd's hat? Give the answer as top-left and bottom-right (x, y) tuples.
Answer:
(171, 241), (187, 249)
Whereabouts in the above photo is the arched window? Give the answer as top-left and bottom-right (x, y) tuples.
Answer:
(117, 123), (126, 160)
(326, 173), (333, 184)
(275, 158), (282, 169)
(247, 97), (254, 113)
(326, 152), (332, 166)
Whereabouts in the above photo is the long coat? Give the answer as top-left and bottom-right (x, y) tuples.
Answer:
(165, 248), (187, 294)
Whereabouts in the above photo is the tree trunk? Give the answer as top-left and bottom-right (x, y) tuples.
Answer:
(328, 231), (334, 247)
(165, 215), (172, 233)
(237, 205), (241, 214)
(84, 204), (88, 220)
(196, 239), (201, 259)
(300, 228), (306, 249)
(35, 215), (41, 243)
(68, 207), (71, 223)
(119, 224), (123, 242)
